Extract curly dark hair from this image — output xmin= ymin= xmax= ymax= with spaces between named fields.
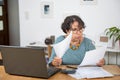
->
xmin=61 ymin=15 xmax=85 ymax=33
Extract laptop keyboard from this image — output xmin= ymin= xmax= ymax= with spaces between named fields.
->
xmin=47 ymin=67 xmax=61 ymax=77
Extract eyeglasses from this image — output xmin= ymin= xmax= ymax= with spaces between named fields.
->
xmin=70 ymin=28 xmax=83 ymax=33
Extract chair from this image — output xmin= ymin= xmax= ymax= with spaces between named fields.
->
xmin=47 ymin=45 xmax=52 ymax=58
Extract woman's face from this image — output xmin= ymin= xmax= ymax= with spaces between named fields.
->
xmin=67 ymin=21 xmax=83 ymax=41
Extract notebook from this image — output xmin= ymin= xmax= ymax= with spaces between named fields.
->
xmin=0 ymin=45 xmax=61 ymax=78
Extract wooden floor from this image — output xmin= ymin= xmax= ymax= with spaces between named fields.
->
xmin=0 ymin=52 xmax=3 ymax=65
xmin=0 ymin=52 xmax=2 ymax=59
xmin=0 ymin=60 xmax=3 ymax=65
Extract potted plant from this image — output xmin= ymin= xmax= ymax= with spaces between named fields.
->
xmin=105 ymin=27 xmax=120 ymax=48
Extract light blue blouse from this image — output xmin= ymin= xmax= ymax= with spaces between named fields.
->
xmin=48 ymin=35 xmax=95 ymax=65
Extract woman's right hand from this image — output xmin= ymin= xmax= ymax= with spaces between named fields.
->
xmin=52 ymin=57 xmax=62 ymax=66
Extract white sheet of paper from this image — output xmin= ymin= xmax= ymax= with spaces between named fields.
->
xmin=69 ymin=67 xmax=113 ymax=79
xmin=79 ymin=46 xmax=107 ymax=66
xmin=53 ymin=31 xmax=72 ymax=58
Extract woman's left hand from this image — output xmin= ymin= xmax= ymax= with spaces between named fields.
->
xmin=96 ymin=58 xmax=105 ymax=67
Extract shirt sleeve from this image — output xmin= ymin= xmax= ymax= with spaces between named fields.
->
xmin=88 ymin=40 xmax=96 ymax=51
xmin=85 ymin=38 xmax=96 ymax=51
xmin=48 ymin=48 xmax=56 ymax=64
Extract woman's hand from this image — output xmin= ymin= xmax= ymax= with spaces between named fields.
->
xmin=52 ymin=57 xmax=62 ymax=66
xmin=96 ymin=58 xmax=105 ymax=67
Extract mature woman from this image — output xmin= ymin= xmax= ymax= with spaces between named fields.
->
xmin=48 ymin=15 xmax=104 ymax=66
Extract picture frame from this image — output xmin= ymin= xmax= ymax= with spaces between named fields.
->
xmin=80 ymin=0 xmax=97 ymax=5
xmin=40 ymin=1 xmax=54 ymax=18
xmin=0 ymin=0 xmax=4 ymax=5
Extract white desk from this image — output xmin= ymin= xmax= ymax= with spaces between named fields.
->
xmin=28 ymin=42 xmax=120 ymax=52
xmin=105 ymin=47 xmax=120 ymax=65
xmin=28 ymin=42 xmax=48 ymax=48
xmin=107 ymin=47 xmax=120 ymax=53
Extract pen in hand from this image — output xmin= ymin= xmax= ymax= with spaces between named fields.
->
xmin=66 ymin=65 xmax=77 ymax=69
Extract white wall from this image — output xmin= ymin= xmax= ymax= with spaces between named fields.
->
xmin=18 ymin=0 xmax=120 ymax=46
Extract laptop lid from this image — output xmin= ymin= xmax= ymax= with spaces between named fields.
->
xmin=0 ymin=46 xmax=49 ymax=78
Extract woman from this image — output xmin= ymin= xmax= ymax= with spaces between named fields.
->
xmin=48 ymin=15 xmax=104 ymax=66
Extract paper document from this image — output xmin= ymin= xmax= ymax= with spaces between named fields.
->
xmin=69 ymin=67 xmax=113 ymax=79
xmin=79 ymin=46 xmax=106 ymax=66
xmin=53 ymin=31 xmax=72 ymax=58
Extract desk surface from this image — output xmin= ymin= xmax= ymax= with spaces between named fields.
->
xmin=0 ymin=65 xmax=120 ymax=80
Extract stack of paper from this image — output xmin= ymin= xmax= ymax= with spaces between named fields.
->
xmin=68 ymin=46 xmax=113 ymax=79
xmin=69 ymin=67 xmax=113 ymax=79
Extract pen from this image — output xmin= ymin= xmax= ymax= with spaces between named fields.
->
xmin=66 ymin=65 xmax=77 ymax=69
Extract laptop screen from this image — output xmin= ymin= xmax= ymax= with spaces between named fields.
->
xmin=0 ymin=46 xmax=49 ymax=78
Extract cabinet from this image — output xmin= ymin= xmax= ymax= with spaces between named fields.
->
xmin=105 ymin=48 xmax=120 ymax=65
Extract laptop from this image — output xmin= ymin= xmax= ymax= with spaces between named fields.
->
xmin=0 ymin=46 xmax=61 ymax=78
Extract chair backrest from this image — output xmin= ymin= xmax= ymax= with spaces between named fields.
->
xmin=47 ymin=45 xmax=52 ymax=58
